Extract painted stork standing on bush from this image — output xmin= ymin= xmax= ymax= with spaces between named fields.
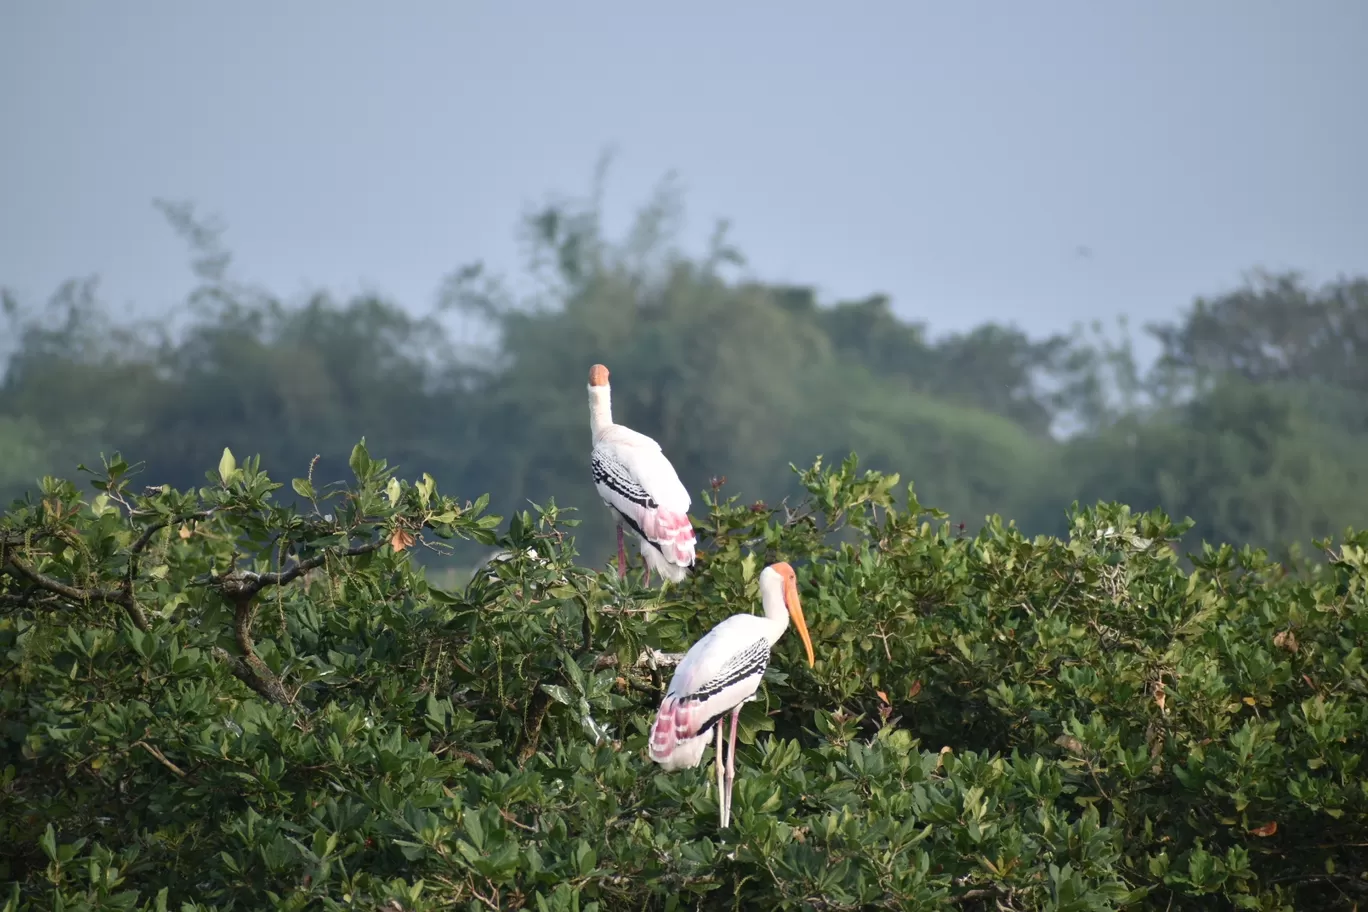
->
xmin=586 ymin=363 xmax=697 ymax=585
xmin=647 ymin=561 xmax=816 ymax=829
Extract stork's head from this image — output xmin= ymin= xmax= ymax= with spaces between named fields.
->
xmin=587 ymin=363 xmax=613 ymax=434
xmin=761 ymin=561 xmax=815 ymax=667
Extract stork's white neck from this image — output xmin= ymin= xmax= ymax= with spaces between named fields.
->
xmin=588 ymin=384 xmax=614 ymax=439
xmin=758 ymin=573 xmax=791 ymax=644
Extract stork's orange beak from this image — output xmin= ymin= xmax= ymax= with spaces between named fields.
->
xmin=784 ymin=574 xmax=815 ymax=667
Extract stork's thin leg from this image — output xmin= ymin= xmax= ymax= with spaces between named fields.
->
xmin=615 ymin=523 xmax=627 ymax=578
xmin=714 ymin=724 xmax=725 ymax=827
xmin=643 ymin=564 xmax=652 ymax=588
xmin=723 ymin=705 xmax=742 ymax=828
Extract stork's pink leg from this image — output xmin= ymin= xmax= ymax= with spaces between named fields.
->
xmin=714 ymin=723 xmax=725 ymax=827
xmin=643 ymin=564 xmax=652 ymax=587
xmin=723 ymin=704 xmax=742 ymax=828
xmin=615 ymin=523 xmax=627 ymax=578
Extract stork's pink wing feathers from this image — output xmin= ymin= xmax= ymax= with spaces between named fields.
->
xmin=592 ymin=429 xmax=696 ymax=570
xmin=647 ymin=693 xmax=712 ymax=770
xmin=636 ymin=504 xmax=696 ymax=566
xmin=646 ymin=616 xmax=774 ymax=770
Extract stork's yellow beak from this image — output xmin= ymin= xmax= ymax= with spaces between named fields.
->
xmin=784 ymin=574 xmax=815 ymax=667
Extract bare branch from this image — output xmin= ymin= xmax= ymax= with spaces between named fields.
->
xmin=2 ymin=556 xmax=121 ymax=604
xmin=0 ymin=592 xmax=60 ymax=609
xmin=129 ymin=510 xmax=214 ymax=555
xmin=592 ymin=647 xmax=688 ymax=672
xmin=133 ymin=740 xmax=187 ymax=778
xmin=211 ymin=643 xmax=292 ymax=705
xmin=205 ymin=537 xmax=387 ymax=706
xmin=949 ymin=886 xmax=1004 ymax=906
xmin=214 ymin=539 xmax=386 ymax=601
xmin=211 ymin=645 xmax=261 ymax=687
xmin=4 ymin=547 xmax=154 ymax=631
xmin=442 ymin=747 xmax=493 ymax=771
xmin=226 ymin=600 xmax=293 ymax=705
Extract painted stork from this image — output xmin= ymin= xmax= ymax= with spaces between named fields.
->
xmin=587 ymin=363 xmax=697 ymax=585
xmin=647 ymin=561 xmax=816 ymax=828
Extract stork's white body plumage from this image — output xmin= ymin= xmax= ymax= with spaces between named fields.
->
xmin=586 ymin=364 xmax=696 ymax=584
xmin=648 ymin=562 xmax=815 ymax=828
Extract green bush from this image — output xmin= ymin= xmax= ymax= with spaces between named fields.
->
xmin=1 ymin=444 xmax=1365 ymax=910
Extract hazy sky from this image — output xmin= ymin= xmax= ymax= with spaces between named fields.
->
xmin=2 ymin=2 xmax=1365 ymax=360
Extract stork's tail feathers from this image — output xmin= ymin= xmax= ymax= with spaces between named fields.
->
xmin=648 ymin=695 xmax=710 ymax=771
xmin=641 ymin=508 xmax=697 ymax=569
xmin=642 ymin=544 xmax=691 ymax=583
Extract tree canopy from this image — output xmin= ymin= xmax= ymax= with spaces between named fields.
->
xmin=2 ymin=182 xmax=1364 ymax=570
xmin=1 ymin=442 xmax=1365 ymax=910
xmin=3 ymin=179 xmax=1367 ymax=910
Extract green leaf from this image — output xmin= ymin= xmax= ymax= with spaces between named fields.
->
xmin=39 ymin=823 xmax=57 ymax=863
xmin=218 ymin=447 xmax=237 ymax=483
xmin=541 ymin=684 xmax=575 ymax=706
xmin=559 ymin=649 xmax=586 ymax=694
xmin=292 ymin=477 xmax=315 ymax=500
xmin=464 ymin=808 xmax=485 ymax=851
xmin=736 ymin=699 xmax=776 ymax=745
xmin=349 ymin=439 xmax=371 ymax=480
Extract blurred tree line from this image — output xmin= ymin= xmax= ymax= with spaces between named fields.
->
xmin=2 ymin=182 xmax=1367 ymax=567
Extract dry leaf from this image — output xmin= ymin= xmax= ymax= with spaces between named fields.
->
xmin=178 ymin=524 xmax=192 ymax=540
xmin=1153 ymin=682 xmax=1167 ymax=713
xmin=390 ymin=527 xmax=416 ymax=553
xmin=1248 ymin=821 xmax=1278 ymax=837
xmin=1273 ymin=629 xmax=1299 ymax=653
xmin=908 ymin=680 xmax=923 ymax=699
xmin=876 ymin=690 xmax=890 ymax=705
xmin=1242 ymin=696 xmax=1257 ymax=706
xmin=1055 ymin=734 xmax=1087 ymax=754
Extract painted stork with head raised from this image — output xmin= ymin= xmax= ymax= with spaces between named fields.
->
xmin=647 ymin=561 xmax=815 ymax=828
xmin=587 ymin=363 xmax=697 ymax=585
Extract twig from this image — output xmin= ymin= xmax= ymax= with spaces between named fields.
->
xmin=0 ymin=591 xmax=61 ymax=609
xmin=1 ymin=553 xmax=153 ymax=632
xmin=129 ymin=510 xmax=214 ymax=555
xmin=224 ymin=599 xmax=293 ymax=705
xmin=517 ymin=688 xmax=553 ymax=766
xmin=498 ymin=808 xmax=537 ymax=832
xmin=1267 ymin=872 xmax=1368 ymax=897
xmin=211 ymin=646 xmax=277 ymax=699
xmin=2 ymin=556 xmax=122 ymax=605
xmin=446 ymin=748 xmax=493 ymax=771
xmin=205 ymin=538 xmax=386 ymax=706
xmin=592 ymin=648 xmax=688 ymax=672
xmin=952 ymin=889 xmax=994 ymax=902
xmin=120 ymin=511 xmax=214 ymax=628
xmin=214 ymin=540 xmax=385 ymax=600
xmin=133 ymin=740 xmax=186 ymax=778
xmin=468 ymin=887 xmax=500 ymax=911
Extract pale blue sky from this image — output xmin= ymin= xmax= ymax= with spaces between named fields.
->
xmin=2 ymin=2 xmax=1365 ymax=360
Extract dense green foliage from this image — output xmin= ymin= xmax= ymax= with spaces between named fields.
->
xmin=3 ymin=186 xmax=1367 ymax=566
xmin=3 ymin=177 xmax=1368 ymax=907
xmin=3 ymin=441 xmax=1366 ymax=910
